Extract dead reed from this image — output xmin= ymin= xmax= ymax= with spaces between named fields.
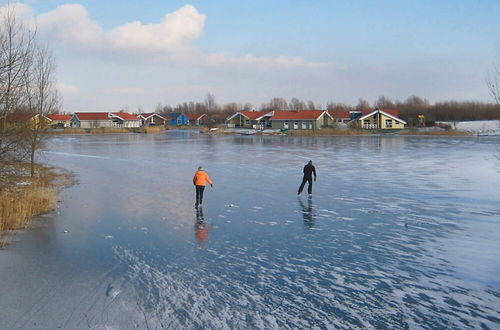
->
xmin=142 ymin=126 xmax=165 ymax=134
xmin=0 ymin=183 xmax=55 ymax=231
xmin=0 ymin=163 xmax=73 ymax=247
xmin=47 ymin=127 xmax=137 ymax=134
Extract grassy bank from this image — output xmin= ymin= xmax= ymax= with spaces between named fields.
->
xmin=46 ymin=126 xmax=166 ymax=134
xmin=290 ymin=128 xmax=373 ymax=136
xmin=0 ymin=163 xmax=73 ymax=248
xmin=203 ymin=127 xmax=474 ymax=136
xmin=399 ymin=129 xmax=473 ymax=136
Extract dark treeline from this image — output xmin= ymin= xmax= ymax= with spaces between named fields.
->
xmin=368 ymin=95 xmax=500 ymax=125
xmin=153 ymin=94 xmax=500 ymax=126
xmin=321 ymin=95 xmax=500 ymax=123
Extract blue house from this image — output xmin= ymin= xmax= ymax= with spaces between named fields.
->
xmin=169 ymin=113 xmax=189 ymax=126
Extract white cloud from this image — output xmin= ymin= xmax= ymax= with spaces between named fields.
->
xmin=37 ymin=4 xmax=104 ymax=49
xmin=107 ymin=5 xmax=205 ymax=54
xmin=36 ymin=4 xmax=205 ymax=56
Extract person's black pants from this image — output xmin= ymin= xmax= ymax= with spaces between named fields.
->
xmin=298 ymin=177 xmax=313 ymax=194
xmin=195 ymin=185 xmax=205 ymax=205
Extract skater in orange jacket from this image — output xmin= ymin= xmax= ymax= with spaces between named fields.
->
xmin=193 ymin=166 xmax=213 ymax=207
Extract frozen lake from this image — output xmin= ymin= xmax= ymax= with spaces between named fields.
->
xmin=1 ymin=132 xmax=499 ymax=329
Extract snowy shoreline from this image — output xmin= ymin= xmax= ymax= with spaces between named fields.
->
xmin=437 ymin=120 xmax=500 ymax=136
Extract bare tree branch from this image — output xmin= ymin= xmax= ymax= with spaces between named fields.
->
xmin=487 ymin=58 xmax=500 ymax=104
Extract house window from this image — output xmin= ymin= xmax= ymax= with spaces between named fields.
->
xmin=363 ymin=120 xmax=370 ymax=126
xmin=385 ymin=119 xmax=392 ymax=128
xmin=293 ymin=121 xmax=298 ymax=129
xmin=177 ymin=119 xmax=182 ymax=125
xmin=284 ymin=121 xmax=289 ymax=129
xmin=302 ymin=121 xmax=307 ymax=129
xmin=245 ymin=119 xmax=250 ymax=124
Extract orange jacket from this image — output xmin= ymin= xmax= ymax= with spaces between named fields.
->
xmin=193 ymin=170 xmax=213 ymax=186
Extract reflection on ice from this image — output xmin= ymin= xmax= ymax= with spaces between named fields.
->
xmin=195 ymin=207 xmax=212 ymax=246
xmin=298 ymin=196 xmax=316 ymax=229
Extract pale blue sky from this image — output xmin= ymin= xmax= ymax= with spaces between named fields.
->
xmin=10 ymin=0 xmax=500 ymax=111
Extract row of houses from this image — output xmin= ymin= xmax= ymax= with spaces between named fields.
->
xmin=8 ymin=112 xmax=207 ymax=128
xmin=9 ymin=108 xmax=406 ymax=131
xmin=226 ymin=108 xmax=407 ymax=130
xmin=70 ymin=112 xmax=208 ymax=128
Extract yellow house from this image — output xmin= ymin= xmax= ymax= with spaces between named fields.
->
xmin=358 ymin=108 xmax=406 ymax=129
xmin=7 ymin=113 xmax=51 ymax=129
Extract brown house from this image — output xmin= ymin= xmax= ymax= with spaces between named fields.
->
xmin=139 ymin=113 xmax=166 ymax=126
xmin=328 ymin=109 xmax=351 ymax=124
xmin=226 ymin=111 xmax=272 ymax=129
xmin=186 ymin=113 xmax=206 ymax=126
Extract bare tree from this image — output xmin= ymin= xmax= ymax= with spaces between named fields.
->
xmin=290 ymin=97 xmax=306 ymax=110
xmin=0 ymin=4 xmax=36 ymax=167
xmin=21 ymin=45 xmax=60 ymax=176
xmin=327 ymin=102 xmax=352 ymax=111
xmin=306 ymin=100 xmax=316 ymax=110
xmin=242 ymin=103 xmax=253 ymax=111
xmin=154 ymin=103 xmax=163 ymax=113
xmin=374 ymin=95 xmax=395 ymax=109
xmin=222 ymin=102 xmax=239 ymax=113
xmin=487 ymin=57 xmax=500 ymax=104
xmin=205 ymin=93 xmax=216 ymax=113
xmin=262 ymin=97 xmax=288 ymax=111
xmin=355 ymin=98 xmax=370 ymax=110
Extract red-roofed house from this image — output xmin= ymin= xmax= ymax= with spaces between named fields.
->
xmin=71 ymin=112 xmax=112 ymax=128
xmin=110 ymin=112 xmax=141 ymax=128
xmin=47 ymin=114 xmax=72 ymax=128
xmin=226 ymin=111 xmax=273 ymax=129
xmin=139 ymin=113 xmax=166 ymax=126
xmin=71 ymin=112 xmax=142 ymax=128
xmin=358 ymin=108 xmax=406 ymax=129
xmin=328 ymin=109 xmax=351 ymax=124
xmin=269 ymin=110 xmax=333 ymax=130
xmin=186 ymin=113 xmax=206 ymax=126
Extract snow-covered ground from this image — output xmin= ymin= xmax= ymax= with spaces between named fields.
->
xmin=439 ymin=120 xmax=500 ymax=135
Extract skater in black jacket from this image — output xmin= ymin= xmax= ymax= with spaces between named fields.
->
xmin=298 ymin=160 xmax=317 ymax=196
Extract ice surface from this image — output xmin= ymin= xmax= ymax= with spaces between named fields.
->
xmin=0 ymin=132 xmax=499 ymax=329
